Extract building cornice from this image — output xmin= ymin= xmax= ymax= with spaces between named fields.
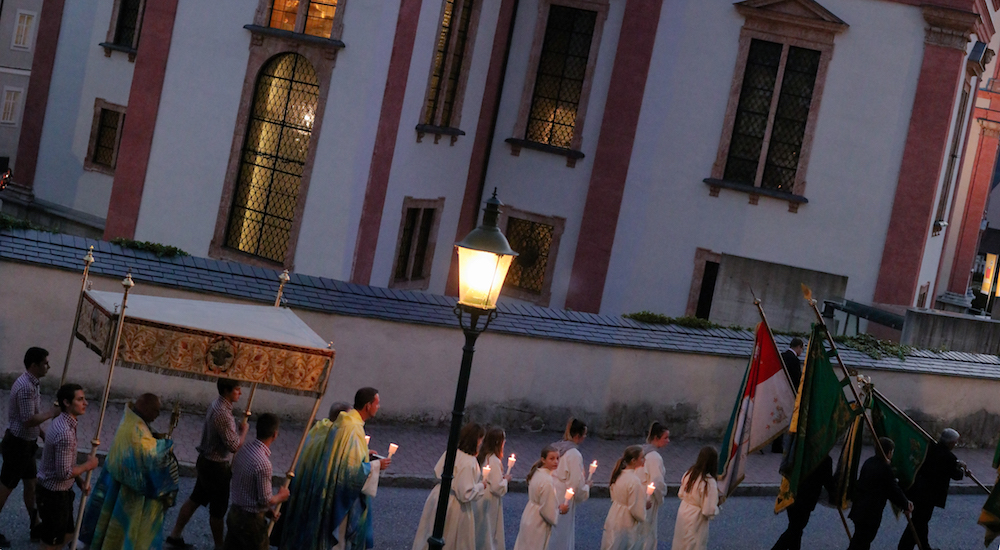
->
xmin=923 ymin=6 xmax=980 ymax=50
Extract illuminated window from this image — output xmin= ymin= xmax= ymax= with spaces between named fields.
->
xmin=390 ymin=197 xmax=444 ymax=290
xmin=268 ymin=0 xmax=339 ymax=39
xmin=0 ymin=88 xmax=22 ymax=125
xmin=11 ymin=11 xmax=34 ymax=50
xmin=225 ymin=53 xmax=319 ymax=263
xmin=84 ymin=99 xmax=126 ymax=175
xmin=420 ymin=0 xmax=479 ymax=130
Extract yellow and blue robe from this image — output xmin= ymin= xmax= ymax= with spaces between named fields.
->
xmin=80 ymin=405 xmax=179 ymax=550
xmin=278 ymin=409 xmax=373 ymax=550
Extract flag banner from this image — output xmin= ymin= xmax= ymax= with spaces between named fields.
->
xmin=992 ymin=436 xmax=1000 ymax=471
xmin=718 ymin=322 xmax=796 ymax=500
xmin=833 ymin=407 xmax=865 ymax=510
xmin=775 ymin=324 xmax=854 ymax=513
xmin=984 ymin=253 xmax=998 ymax=295
xmin=870 ymin=391 xmax=931 ymax=490
xmin=980 ymin=477 xmax=1000 ymax=546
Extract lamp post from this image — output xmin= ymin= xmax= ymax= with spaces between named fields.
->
xmin=427 ymin=190 xmax=517 ymax=550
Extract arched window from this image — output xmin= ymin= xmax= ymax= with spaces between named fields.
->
xmin=225 ymin=53 xmax=318 ymax=263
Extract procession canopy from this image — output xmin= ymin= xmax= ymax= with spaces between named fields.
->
xmin=75 ymin=290 xmax=334 ymax=397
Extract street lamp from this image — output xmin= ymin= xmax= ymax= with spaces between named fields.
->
xmin=428 ymin=190 xmax=517 ymax=550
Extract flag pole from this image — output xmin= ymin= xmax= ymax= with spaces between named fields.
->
xmin=241 ymin=270 xmax=291 ymax=430
xmin=749 ymin=286 xmax=796 ymax=390
xmin=69 ymin=271 xmax=134 ymax=550
xmin=837 ymin=508 xmax=852 ymax=541
xmin=801 ymin=284 xmax=925 ymax=550
xmin=60 ymin=246 xmax=95 ymax=385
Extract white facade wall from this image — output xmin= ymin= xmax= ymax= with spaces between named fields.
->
xmin=0 ymin=0 xmax=41 ymax=170
xmin=31 ymin=0 xmax=134 ymax=219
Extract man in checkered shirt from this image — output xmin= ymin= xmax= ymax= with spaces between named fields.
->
xmin=36 ymin=384 xmax=99 ymax=550
xmin=167 ymin=379 xmax=248 ymax=549
xmin=223 ymin=413 xmax=288 ymax=550
xmin=0 ymin=347 xmax=60 ymax=546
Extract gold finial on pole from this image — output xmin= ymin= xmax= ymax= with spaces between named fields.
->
xmin=274 ymin=269 xmax=290 ymax=307
xmin=60 ymin=246 xmax=97 ymax=385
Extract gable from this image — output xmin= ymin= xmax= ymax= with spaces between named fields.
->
xmin=735 ymin=0 xmax=849 ymax=33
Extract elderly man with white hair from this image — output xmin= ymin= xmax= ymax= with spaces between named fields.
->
xmin=897 ymin=428 xmax=967 ymax=550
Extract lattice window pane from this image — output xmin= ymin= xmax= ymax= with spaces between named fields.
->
xmin=113 ymin=0 xmax=143 ymax=47
xmin=269 ymin=0 xmax=299 ymax=32
xmin=424 ymin=0 xmax=475 ymax=127
xmin=1 ymin=90 xmax=20 ymax=123
xmin=525 ymin=5 xmax=596 ymax=149
xmin=723 ymin=39 xmax=781 ymax=185
xmin=761 ymin=46 xmax=820 ymax=191
xmin=226 ymin=53 xmax=319 ymax=263
xmin=305 ymin=0 xmax=338 ymax=38
xmin=440 ymin=0 xmax=474 ymax=127
xmin=92 ymin=109 xmax=122 ymax=168
xmin=394 ymin=207 xmax=436 ymax=282
xmin=505 ymin=217 xmax=554 ymax=295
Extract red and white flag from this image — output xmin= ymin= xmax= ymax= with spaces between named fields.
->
xmin=718 ymin=321 xmax=796 ymax=500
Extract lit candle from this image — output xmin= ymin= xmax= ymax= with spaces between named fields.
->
xmin=365 ymin=435 xmax=370 ymax=446
xmin=646 ymin=482 xmax=656 ymax=497
xmin=588 ymin=460 xmax=598 ymax=482
xmin=388 ymin=443 xmax=399 ymax=458
xmin=507 ymin=454 xmax=516 ymax=474
xmin=482 ymin=464 xmax=491 ymax=479
xmin=564 ymin=488 xmax=574 ymax=504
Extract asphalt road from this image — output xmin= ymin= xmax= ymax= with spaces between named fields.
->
xmin=0 ymin=479 xmax=994 ymax=549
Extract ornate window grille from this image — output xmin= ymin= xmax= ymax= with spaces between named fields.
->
xmin=525 ymin=6 xmax=597 ymax=149
xmin=225 ymin=53 xmax=319 ymax=264
xmin=421 ymin=0 xmax=477 ymax=130
xmin=505 ymin=217 xmax=555 ymax=295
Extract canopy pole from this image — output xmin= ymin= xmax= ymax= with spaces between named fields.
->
xmin=801 ymin=285 xmax=924 ymax=550
xmin=70 ymin=271 xmax=134 ymax=550
xmin=241 ymin=270 xmax=291 ymax=429
xmin=60 ymin=246 xmax=95 ymax=386
xmin=267 ymin=349 xmax=333 ymax=536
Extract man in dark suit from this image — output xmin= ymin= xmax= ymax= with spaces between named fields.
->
xmin=897 ymin=428 xmax=966 ymax=550
xmin=771 ymin=455 xmax=836 ymax=550
xmin=772 ymin=338 xmax=805 ymax=453
xmin=848 ymin=437 xmax=912 ymax=550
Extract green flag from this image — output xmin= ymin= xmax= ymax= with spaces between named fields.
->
xmin=870 ymin=391 xmax=931 ymax=490
xmin=992 ymin=436 xmax=1000 ymax=471
xmin=775 ymin=324 xmax=855 ymax=513
xmin=833 ymin=404 xmax=865 ymax=510
xmin=980 ymin=481 xmax=1000 ymax=546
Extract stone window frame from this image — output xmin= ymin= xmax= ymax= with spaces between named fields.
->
xmin=498 ymin=205 xmax=565 ymax=307
xmin=686 ymin=247 xmax=722 ymax=317
xmin=505 ymin=0 xmax=608 ymax=168
xmin=100 ymin=0 xmax=146 ymax=61
xmin=84 ymin=98 xmax=126 ymax=176
xmin=252 ymin=0 xmax=349 ymax=44
xmin=0 ymin=86 xmax=23 ymax=126
xmin=705 ymin=1 xmax=846 ymax=212
xmin=208 ymin=33 xmax=339 ymax=271
xmin=416 ymin=0 xmax=484 ymax=144
xmin=389 ymin=196 xmax=445 ymax=290
xmin=10 ymin=10 xmax=36 ymax=52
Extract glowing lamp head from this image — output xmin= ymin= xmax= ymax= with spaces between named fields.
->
xmin=455 ymin=190 xmax=518 ymax=311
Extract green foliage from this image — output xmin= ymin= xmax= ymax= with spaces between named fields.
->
xmin=623 ymin=312 xmax=747 ymax=331
xmin=0 ymin=213 xmax=46 ymax=232
xmin=833 ymin=333 xmax=911 ymax=360
xmin=110 ymin=238 xmax=189 ymax=258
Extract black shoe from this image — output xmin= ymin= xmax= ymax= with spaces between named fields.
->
xmin=0 ymin=532 xmax=10 ymax=548
xmin=165 ymin=536 xmax=195 ymax=549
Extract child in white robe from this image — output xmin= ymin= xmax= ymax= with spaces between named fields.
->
xmin=513 ymin=445 xmax=568 ymax=550
xmin=474 ymin=428 xmax=510 ymax=550
xmin=412 ymin=424 xmax=486 ymax=550
xmin=671 ymin=446 xmax=720 ymax=550
xmin=548 ymin=417 xmax=590 ymax=550
xmin=637 ymin=422 xmax=669 ymax=550
xmin=600 ymin=445 xmax=649 ymax=550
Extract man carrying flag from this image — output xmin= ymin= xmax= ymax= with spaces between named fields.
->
xmin=718 ymin=320 xmax=796 ymax=501
xmin=977 ymin=436 xmax=1000 ymax=545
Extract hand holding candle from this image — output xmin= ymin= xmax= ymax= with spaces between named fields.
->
xmin=388 ymin=443 xmax=398 ymax=458
xmin=364 ymin=435 xmax=370 ymax=446
xmin=564 ymin=488 xmax=574 ymax=504
xmin=507 ymin=454 xmax=516 ymax=475
xmin=482 ymin=464 xmax=490 ymax=481
xmin=646 ymin=482 xmax=656 ymax=497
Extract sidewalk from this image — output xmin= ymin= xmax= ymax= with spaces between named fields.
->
xmin=3 ymin=390 xmax=994 ymax=496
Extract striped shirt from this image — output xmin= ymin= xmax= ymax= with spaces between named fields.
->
xmin=8 ymin=371 xmax=41 ymax=441
xmin=196 ymin=396 xmax=240 ymax=462
xmin=38 ymin=413 xmax=78 ymax=492
xmin=230 ymin=438 xmax=273 ymax=513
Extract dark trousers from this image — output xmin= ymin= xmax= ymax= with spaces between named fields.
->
xmin=771 ymin=504 xmax=814 ymax=550
xmin=897 ymin=501 xmax=934 ymax=550
xmin=847 ymin=519 xmax=880 ymax=550
xmin=224 ymin=507 xmax=268 ymax=550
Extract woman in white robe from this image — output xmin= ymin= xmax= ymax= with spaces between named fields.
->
xmin=671 ymin=446 xmax=720 ymax=550
xmin=637 ymin=422 xmax=669 ymax=550
xmin=412 ymin=424 xmax=486 ymax=550
xmin=600 ymin=445 xmax=649 ymax=550
xmin=513 ymin=445 xmax=568 ymax=550
xmin=547 ymin=417 xmax=590 ymax=550
xmin=474 ymin=428 xmax=510 ymax=550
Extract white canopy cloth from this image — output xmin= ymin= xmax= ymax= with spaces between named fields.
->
xmin=75 ymin=290 xmax=334 ymax=396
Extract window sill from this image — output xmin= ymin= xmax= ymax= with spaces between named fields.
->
xmin=416 ymin=124 xmax=465 ymax=145
xmin=98 ymin=42 xmax=137 ymax=62
xmin=243 ymin=25 xmax=345 ymax=52
xmin=703 ymin=178 xmax=808 ymax=213
xmin=505 ymin=138 xmax=584 ymax=168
